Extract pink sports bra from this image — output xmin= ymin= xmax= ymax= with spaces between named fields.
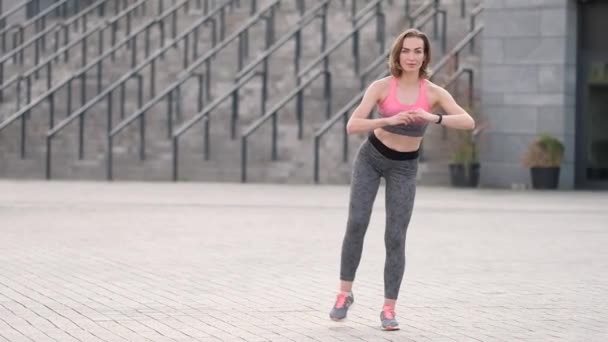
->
xmin=377 ymin=77 xmax=432 ymax=137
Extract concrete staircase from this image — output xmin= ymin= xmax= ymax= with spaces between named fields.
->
xmin=0 ymin=0 xmax=484 ymax=185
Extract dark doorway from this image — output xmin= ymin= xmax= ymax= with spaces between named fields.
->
xmin=577 ymin=0 xmax=608 ymax=189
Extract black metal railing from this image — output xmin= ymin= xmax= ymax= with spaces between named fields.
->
xmin=313 ymin=5 xmax=483 ymax=183
xmin=0 ymin=0 xmax=118 ymax=73
xmin=0 ymin=0 xmax=147 ymax=104
xmin=167 ymin=1 xmax=330 ymax=181
xmin=41 ymin=0 xmax=251 ymax=179
xmin=0 ymin=0 xmax=86 ymax=55
xmin=0 ymin=0 xmax=236 ymax=162
xmin=107 ymin=0 xmax=283 ymax=181
xmin=239 ymin=1 xmax=389 ymax=182
xmin=0 ymin=0 xmax=130 ymax=74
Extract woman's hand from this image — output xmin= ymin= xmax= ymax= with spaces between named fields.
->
xmin=386 ymin=112 xmax=418 ymax=126
xmin=407 ymin=108 xmax=438 ymax=123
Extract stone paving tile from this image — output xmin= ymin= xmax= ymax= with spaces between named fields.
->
xmin=0 ymin=181 xmax=607 ymax=341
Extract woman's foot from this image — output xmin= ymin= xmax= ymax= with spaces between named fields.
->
xmin=329 ymin=292 xmax=354 ymax=321
xmin=380 ymin=305 xmax=399 ymax=331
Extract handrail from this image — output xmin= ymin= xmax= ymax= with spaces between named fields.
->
xmin=0 ymin=0 xmax=72 ymax=48
xmin=237 ymin=3 xmax=389 ymax=182
xmin=297 ymin=5 xmax=384 ymax=79
xmin=234 ymin=0 xmax=330 ymax=80
xmin=0 ymin=0 xmax=231 ymax=166
xmin=0 ymin=0 xmax=145 ymax=103
xmin=0 ymin=0 xmax=112 ymax=69
xmin=0 ymin=0 xmax=208 ymax=132
xmin=172 ymin=0 xmax=386 ymax=181
xmin=240 ymin=69 xmax=326 ymax=182
xmin=312 ymin=21 xmax=484 ymax=183
xmin=0 ymin=1 xmax=30 ymax=26
xmin=108 ymin=0 xmax=280 ymax=148
xmin=469 ymin=3 xmax=483 ymax=52
xmin=41 ymin=0 xmax=249 ymax=179
xmin=430 ymin=24 xmax=483 ymax=78
xmin=170 ymin=1 xmax=331 ymax=181
xmin=42 ymin=0 xmax=235 ymax=134
xmin=110 ymin=0 xmax=296 ymax=181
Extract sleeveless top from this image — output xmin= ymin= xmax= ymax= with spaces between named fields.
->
xmin=376 ymin=77 xmax=432 ymax=137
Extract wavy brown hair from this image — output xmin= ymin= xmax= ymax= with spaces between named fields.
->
xmin=388 ymin=28 xmax=431 ymax=79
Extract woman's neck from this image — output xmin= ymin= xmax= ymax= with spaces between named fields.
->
xmin=397 ymin=72 xmax=420 ymax=86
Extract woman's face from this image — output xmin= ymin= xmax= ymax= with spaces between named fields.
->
xmin=399 ymin=37 xmax=425 ymax=74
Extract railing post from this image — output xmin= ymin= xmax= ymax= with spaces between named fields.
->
xmin=241 ymin=136 xmax=247 ymax=182
xmin=139 ymin=82 xmax=146 ymax=161
xmin=261 ymin=58 xmax=268 ymax=115
xmin=167 ymin=91 xmax=173 ymax=139
xmin=172 ymin=136 xmax=179 ymax=181
xmin=294 ymin=30 xmax=301 ymax=76
xmin=321 ymin=3 xmax=327 ymax=52
xmin=232 ymin=89 xmax=239 ymax=139
xmin=193 ymin=26 xmax=200 ymax=61
xmin=461 ymin=0 xmax=466 ymax=18
xmin=48 ymin=93 xmax=55 ymax=129
xmin=441 ymin=10 xmax=447 ymax=54
xmin=20 ymin=110 xmax=27 ymax=158
xmin=376 ymin=3 xmax=385 ymax=54
xmin=468 ymin=69 xmax=474 ymax=110
xmin=324 ymin=70 xmax=332 ymax=119
xmin=107 ymin=91 xmax=114 ymax=181
xmin=46 ymin=134 xmax=52 ymax=179
xmin=219 ymin=7 xmax=225 ymax=40
xmin=296 ymin=84 xmax=303 ymax=140
xmin=314 ymin=136 xmax=320 ymax=183
xmin=353 ymin=29 xmax=359 ymax=74
xmin=272 ymin=112 xmax=277 ymax=160
xmin=238 ymin=32 xmax=244 ymax=70
xmin=343 ymin=113 xmax=348 ymax=162
xmin=433 ymin=0 xmax=439 ymax=39
xmin=183 ymin=34 xmax=189 ymax=67
xmin=203 ymin=116 xmax=210 ymax=160
xmin=0 ymin=62 xmax=3 ymax=101
xmin=205 ymin=59 xmax=211 ymax=100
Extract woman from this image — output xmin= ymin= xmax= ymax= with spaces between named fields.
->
xmin=329 ymin=28 xmax=475 ymax=331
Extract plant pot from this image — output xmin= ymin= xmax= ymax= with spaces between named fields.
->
xmin=530 ymin=167 xmax=560 ymax=189
xmin=449 ymin=163 xmax=480 ymax=188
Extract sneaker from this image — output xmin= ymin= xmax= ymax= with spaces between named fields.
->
xmin=380 ymin=306 xmax=399 ymax=331
xmin=329 ymin=292 xmax=354 ymax=321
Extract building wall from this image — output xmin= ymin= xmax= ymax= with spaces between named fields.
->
xmin=480 ymin=0 xmax=577 ymax=188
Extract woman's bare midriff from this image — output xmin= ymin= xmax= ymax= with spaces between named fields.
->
xmin=373 ymin=128 xmax=422 ymax=152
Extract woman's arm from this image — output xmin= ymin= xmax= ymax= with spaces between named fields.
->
xmin=411 ymin=85 xmax=475 ymax=130
xmin=346 ymin=80 xmax=416 ymax=135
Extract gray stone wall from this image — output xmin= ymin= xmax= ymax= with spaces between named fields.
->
xmin=480 ymin=0 xmax=577 ymax=188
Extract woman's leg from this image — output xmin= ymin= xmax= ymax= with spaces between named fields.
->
xmin=339 ymin=142 xmax=382 ymax=285
xmin=383 ymin=159 xmax=417 ymax=301
xmin=330 ymin=141 xmax=382 ymax=321
xmin=380 ymin=159 xmax=417 ymax=330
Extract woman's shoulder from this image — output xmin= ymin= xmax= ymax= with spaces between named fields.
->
xmin=368 ymin=76 xmax=392 ymax=99
xmin=370 ymin=76 xmax=392 ymax=90
xmin=423 ymin=79 xmax=449 ymax=103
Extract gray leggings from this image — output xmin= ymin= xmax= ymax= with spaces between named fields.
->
xmin=340 ymin=132 xmax=418 ymax=300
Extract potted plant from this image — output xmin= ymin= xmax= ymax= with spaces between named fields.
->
xmin=522 ymin=134 xmax=565 ymax=189
xmin=449 ymin=128 xmax=481 ymax=188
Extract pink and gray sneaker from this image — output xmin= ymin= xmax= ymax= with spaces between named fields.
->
xmin=380 ymin=305 xmax=400 ymax=331
xmin=329 ymin=292 xmax=354 ymax=321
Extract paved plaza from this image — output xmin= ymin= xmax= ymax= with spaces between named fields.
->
xmin=0 ymin=180 xmax=606 ymax=341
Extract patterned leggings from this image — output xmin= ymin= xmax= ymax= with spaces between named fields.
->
xmin=339 ymin=132 xmax=418 ymax=300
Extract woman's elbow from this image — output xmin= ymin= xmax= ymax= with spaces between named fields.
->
xmin=468 ymin=116 xmax=476 ymax=130
xmin=346 ymin=121 xmax=356 ymax=135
